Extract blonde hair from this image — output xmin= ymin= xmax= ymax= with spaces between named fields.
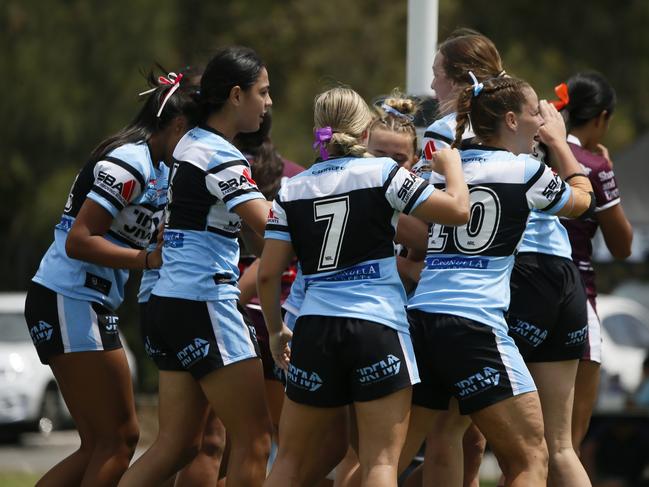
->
xmin=313 ymin=87 xmax=373 ymax=158
xmin=369 ymin=90 xmax=419 ymax=156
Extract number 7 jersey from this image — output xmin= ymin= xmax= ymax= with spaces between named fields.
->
xmin=408 ymin=145 xmax=572 ymax=331
xmin=265 ymin=156 xmax=434 ymax=333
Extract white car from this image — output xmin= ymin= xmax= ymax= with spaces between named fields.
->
xmin=0 ymin=292 xmax=137 ymax=438
xmin=596 ymin=294 xmax=649 ymax=409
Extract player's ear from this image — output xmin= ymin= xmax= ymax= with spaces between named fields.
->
xmin=504 ymin=111 xmax=517 ymax=132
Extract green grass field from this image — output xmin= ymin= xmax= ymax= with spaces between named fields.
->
xmin=0 ymin=472 xmax=41 ymax=487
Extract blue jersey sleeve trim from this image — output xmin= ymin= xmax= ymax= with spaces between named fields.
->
xmin=225 ymin=191 xmax=265 ymax=211
xmin=87 ymin=189 xmax=121 ymax=216
xmin=264 ymin=230 xmax=291 ymax=242
xmin=405 ymin=184 xmax=435 ymax=214
xmin=104 ymin=156 xmax=147 ymax=188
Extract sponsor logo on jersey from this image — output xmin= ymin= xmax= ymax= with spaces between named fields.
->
xmin=267 ymin=208 xmax=280 ymax=225
xmin=604 ymin=188 xmax=620 ymax=201
xmin=509 ymin=319 xmax=547 ymax=347
xmin=455 ymin=366 xmax=501 ymax=398
xmin=177 ymin=338 xmax=210 ymax=368
xmin=287 ymin=364 xmax=323 ymax=391
xmin=598 ymin=169 xmax=615 ymax=181
xmin=164 ymin=230 xmax=185 ymax=248
xmin=602 ymin=179 xmax=617 ymax=191
xmin=306 ymin=263 xmax=381 ymax=283
xmin=397 ymin=172 xmax=419 ymax=202
xmin=218 ymin=174 xmax=255 ymax=195
xmin=311 ymin=165 xmax=345 ymax=176
xmin=118 ymin=206 xmax=160 ymax=244
xmin=142 ymin=179 xmax=160 ymax=203
xmin=29 ymin=320 xmax=54 ymax=345
xmin=425 ymin=256 xmax=489 ymax=270
xmin=423 ymin=140 xmax=437 ymax=161
xmin=357 ymin=354 xmax=401 ymax=384
xmin=242 ymin=168 xmax=256 ymax=186
xmin=97 ymin=171 xmax=136 ymax=203
xmin=541 ymin=177 xmax=561 ymax=199
xmin=565 ymin=324 xmax=588 ymax=346
xmin=55 ymin=215 xmax=74 ymax=232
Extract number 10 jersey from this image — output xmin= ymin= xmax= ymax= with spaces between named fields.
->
xmin=409 ymin=146 xmax=572 ymax=331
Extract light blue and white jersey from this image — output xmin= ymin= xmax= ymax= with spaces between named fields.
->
xmin=413 ymin=112 xmax=475 ymax=178
xmin=33 ymin=143 xmax=165 ymax=311
xmin=409 ymin=146 xmax=572 ymax=331
xmin=152 ymin=125 xmax=266 ymax=301
xmin=517 ymin=211 xmax=573 ymax=259
xmin=137 ymin=164 xmax=170 ymax=304
xmin=265 ymin=156 xmax=434 ymax=333
xmin=282 ymin=266 xmax=305 ymax=317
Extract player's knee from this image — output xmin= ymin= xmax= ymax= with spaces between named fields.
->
xmin=500 ymin=434 xmax=548 ymax=477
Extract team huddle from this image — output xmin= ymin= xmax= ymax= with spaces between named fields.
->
xmin=24 ymin=28 xmax=631 ymax=487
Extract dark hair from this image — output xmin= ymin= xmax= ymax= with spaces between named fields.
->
xmin=562 ymin=72 xmax=616 ymax=130
xmin=90 ymin=66 xmax=201 ymax=161
xmin=438 ymin=29 xmax=504 ymax=86
xmin=454 ymin=76 xmax=531 ymax=148
xmin=234 ymin=113 xmax=284 ymax=200
xmin=198 ymin=46 xmax=266 ymax=122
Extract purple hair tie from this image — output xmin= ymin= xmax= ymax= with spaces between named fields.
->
xmin=313 ymin=126 xmax=333 ymax=160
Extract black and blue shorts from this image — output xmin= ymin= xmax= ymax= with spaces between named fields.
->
xmin=286 ymin=315 xmax=419 ymax=407
xmin=409 ymin=311 xmax=536 ymax=415
xmin=24 ymin=281 xmax=122 ymax=364
xmin=143 ymin=295 xmax=260 ymax=379
xmin=507 ymin=253 xmax=588 ymax=362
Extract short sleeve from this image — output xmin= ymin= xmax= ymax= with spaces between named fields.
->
xmin=87 ymin=158 xmax=146 ymax=216
xmin=524 ymin=158 xmax=572 ymax=215
xmin=204 ymin=160 xmax=265 ymax=210
xmin=383 ymin=163 xmax=435 ymax=214
xmin=264 ymin=199 xmax=291 ymax=242
xmin=592 ymin=162 xmax=621 ymax=212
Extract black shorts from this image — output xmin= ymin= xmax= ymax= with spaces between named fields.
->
xmin=287 ymin=315 xmax=419 ymax=407
xmin=24 ymin=281 xmax=122 ymax=364
xmin=409 ymin=311 xmax=536 ymax=415
xmin=144 ymin=295 xmax=260 ymax=379
xmin=507 ymin=253 xmax=588 ymax=362
xmin=245 ymin=304 xmax=284 ymax=382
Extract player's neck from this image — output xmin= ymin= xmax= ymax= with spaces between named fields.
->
xmin=205 ymin=110 xmax=238 ymax=141
xmin=568 ymin=127 xmax=596 ymax=152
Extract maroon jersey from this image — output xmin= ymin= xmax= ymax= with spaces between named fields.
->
xmin=561 ymin=138 xmax=621 ymax=298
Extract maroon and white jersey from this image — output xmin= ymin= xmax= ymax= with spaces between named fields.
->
xmin=561 ymin=135 xmax=621 ymax=298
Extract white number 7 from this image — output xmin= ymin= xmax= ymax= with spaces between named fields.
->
xmin=314 ymin=196 xmax=350 ymax=271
